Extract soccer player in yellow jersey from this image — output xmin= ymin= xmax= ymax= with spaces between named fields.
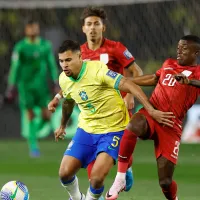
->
xmin=55 ymin=40 xmax=174 ymax=200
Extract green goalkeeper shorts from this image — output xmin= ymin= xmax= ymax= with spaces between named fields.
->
xmin=18 ymin=86 xmax=51 ymax=109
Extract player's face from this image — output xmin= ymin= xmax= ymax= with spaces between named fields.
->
xmin=59 ymin=50 xmax=82 ymax=78
xmin=82 ymin=16 xmax=105 ymax=42
xmin=177 ymin=40 xmax=199 ymax=66
xmin=25 ymin=23 xmax=40 ymax=38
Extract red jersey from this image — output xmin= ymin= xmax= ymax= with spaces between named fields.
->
xmin=81 ymin=38 xmax=135 ymax=97
xmin=150 ymin=58 xmax=200 ymax=130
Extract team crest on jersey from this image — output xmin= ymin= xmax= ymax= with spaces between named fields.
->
xmin=182 ymin=70 xmax=192 ymax=77
xmin=79 ymin=91 xmax=88 ymax=101
xmin=106 ymin=70 xmax=118 ymax=79
xmin=100 ymin=53 xmax=109 ymax=64
xmin=123 ymin=49 xmax=133 ymax=60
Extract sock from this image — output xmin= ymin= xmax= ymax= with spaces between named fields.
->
xmin=61 ymin=176 xmax=82 ymax=200
xmin=162 ymin=180 xmax=177 ymax=200
xmin=128 ymin=156 xmax=133 ymax=168
xmin=87 ymin=160 xmax=95 ymax=179
xmin=118 ymin=129 xmax=137 ymax=173
xmin=27 ymin=119 xmax=39 ymax=151
xmin=85 ymin=185 xmax=104 ymax=200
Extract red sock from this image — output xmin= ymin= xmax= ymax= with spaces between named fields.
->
xmin=118 ymin=129 xmax=137 ymax=173
xmin=87 ymin=160 xmax=95 ymax=179
xmin=162 ymin=180 xmax=177 ymax=200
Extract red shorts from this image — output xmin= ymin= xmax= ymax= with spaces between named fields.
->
xmin=138 ymin=108 xmax=181 ymax=164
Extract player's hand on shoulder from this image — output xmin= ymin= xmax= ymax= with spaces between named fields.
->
xmin=54 ymin=126 xmax=66 ymax=142
xmin=174 ymin=73 xmax=190 ymax=84
xmin=124 ymin=93 xmax=134 ymax=110
xmin=149 ymin=109 xmax=175 ymax=127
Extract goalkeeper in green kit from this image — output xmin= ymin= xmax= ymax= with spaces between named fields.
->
xmin=6 ymin=20 xmax=58 ymax=157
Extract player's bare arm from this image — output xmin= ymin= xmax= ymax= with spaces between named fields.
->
xmin=54 ymin=99 xmax=75 ymax=141
xmin=118 ymin=77 xmax=175 ymax=127
xmin=132 ymin=74 xmax=159 ymax=86
xmin=48 ymin=90 xmax=63 ymax=112
xmin=174 ymin=73 xmax=200 ymax=88
xmin=125 ymin=62 xmax=143 ymax=78
xmin=189 ymin=79 xmax=200 ymax=88
xmin=123 ymin=62 xmax=143 ymax=109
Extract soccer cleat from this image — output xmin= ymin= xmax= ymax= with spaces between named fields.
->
xmin=69 ymin=193 xmax=85 ymax=200
xmin=175 ymin=197 xmax=179 ymax=200
xmin=29 ymin=149 xmax=40 ymax=158
xmin=124 ymin=167 xmax=134 ymax=192
xmin=105 ymin=179 xmax=125 ymax=200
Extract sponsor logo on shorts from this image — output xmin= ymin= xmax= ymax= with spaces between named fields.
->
xmin=67 ymin=140 xmax=74 ymax=151
xmin=108 ymin=146 xmax=115 ymax=150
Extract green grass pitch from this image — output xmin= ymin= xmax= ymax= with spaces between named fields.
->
xmin=0 ymin=139 xmax=200 ymax=199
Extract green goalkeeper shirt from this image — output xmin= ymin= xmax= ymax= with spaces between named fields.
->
xmin=8 ymin=37 xmax=58 ymax=88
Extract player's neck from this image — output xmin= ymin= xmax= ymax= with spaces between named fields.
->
xmin=87 ymin=38 xmax=103 ymax=51
xmin=72 ymin=62 xmax=84 ymax=80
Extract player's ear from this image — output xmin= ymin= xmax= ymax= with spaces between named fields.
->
xmin=103 ymin=25 xmax=106 ymax=32
xmin=82 ymin=25 xmax=86 ymax=34
xmin=79 ymin=52 xmax=82 ymax=60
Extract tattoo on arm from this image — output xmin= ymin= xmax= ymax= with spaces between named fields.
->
xmin=61 ymin=99 xmax=75 ymax=128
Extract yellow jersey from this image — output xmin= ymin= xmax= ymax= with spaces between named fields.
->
xmin=59 ymin=61 xmax=129 ymax=134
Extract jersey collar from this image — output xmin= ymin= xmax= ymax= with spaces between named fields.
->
xmin=85 ymin=38 xmax=106 ymax=50
xmin=69 ymin=62 xmax=87 ymax=82
xmin=25 ymin=37 xmax=41 ymax=44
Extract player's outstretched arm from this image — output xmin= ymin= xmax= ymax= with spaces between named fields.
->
xmin=118 ymin=77 xmax=175 ymax=127
xmin=123 ymin=62 xmax=143 ymax=109
xmin=174 ymin=73 xmax=200 ymax=88
xmin=48 ymin=90 xmax=63 ymax=112
xmin=54 ymin=99 xmax=75 ymax=142
xmin=131 ymin=74 xmax=159 ymax=86
xmin=189 ymin=79 xmax=200 ymax=88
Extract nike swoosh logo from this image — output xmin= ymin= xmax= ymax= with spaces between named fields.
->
xmin=108 ymin=146 xmax=115 ymax=150
xmin=10 ymin=186 xmax=19 ymax=199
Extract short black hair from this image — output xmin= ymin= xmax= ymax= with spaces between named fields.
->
xmin=58 ymin=40 xmax=80 ymax=54
xmin=181 ymin=35 xmax=200 ymax=45
xmin=25 ymin=19 xmax=39 ymax=26
xmin=80 ymin=7 xmax=107 ymax=25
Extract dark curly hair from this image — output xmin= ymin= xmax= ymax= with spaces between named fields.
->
xmin=80 ymin=7 xmax=107 ymax=25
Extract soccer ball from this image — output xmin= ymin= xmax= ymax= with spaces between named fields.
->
xmin=0 ymin=181 xmax=29 ymax=200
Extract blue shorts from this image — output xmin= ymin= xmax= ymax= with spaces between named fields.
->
xmin=64 ymin=128 xmax=124 ymax=168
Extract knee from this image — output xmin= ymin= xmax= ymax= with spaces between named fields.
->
xmin=59 ymin=166 xmax=72 ymax=182
xmin=126 ymin=114 xmax=147 ymax=137
xmin=159 ymin=178 xmax=172 ymax=189
xmin=90 ymin=173 xmax=106 ymax=189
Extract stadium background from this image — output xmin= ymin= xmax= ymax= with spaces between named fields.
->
xmin=0 ymin=0 xmax=200 ymax=199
